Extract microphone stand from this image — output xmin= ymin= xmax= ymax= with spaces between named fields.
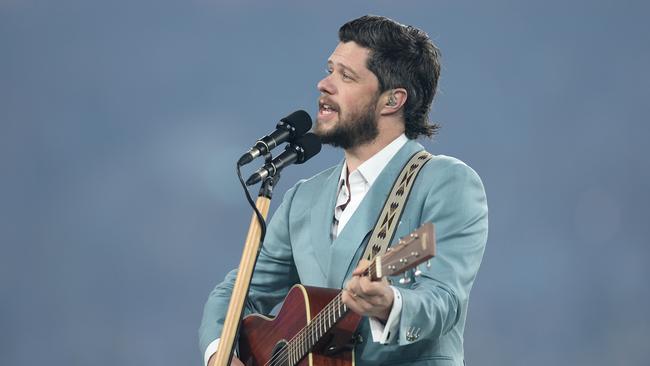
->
xmin=212 ymin=155 xmax=280 ymax=366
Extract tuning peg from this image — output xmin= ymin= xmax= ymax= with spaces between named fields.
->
xmin=399 ymin=272 xmax=411 ymax=284
xmin=414 ymin=266 xmax=422 ymax=277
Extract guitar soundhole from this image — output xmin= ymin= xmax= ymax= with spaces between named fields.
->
xmin=270 ymin=340 xmax=290 ymax=366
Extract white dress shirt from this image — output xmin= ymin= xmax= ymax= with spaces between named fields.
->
xmin=331 ymin=134 xmax=407 ymax=345
xmin=205 ymin=134 xmax=409 ymax=365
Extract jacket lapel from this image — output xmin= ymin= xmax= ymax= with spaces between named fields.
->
xmin=308 ymin=161 xmax=342 ymax=279
xmin=326 ymin=140 xmax=424 ymax=288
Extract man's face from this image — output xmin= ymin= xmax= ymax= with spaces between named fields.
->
xmin=315 ymin=41 xmax=381 ymax=149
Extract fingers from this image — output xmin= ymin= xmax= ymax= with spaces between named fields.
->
xmin=342 ymin=288 xmax=374 ymax=312
xmin=342 ymin=275 xmax=394 ymax=320
xmin=352 ymin=259 xmax=371 ymax=276
xmin=348 ymin=275 xmax=389 ymax=297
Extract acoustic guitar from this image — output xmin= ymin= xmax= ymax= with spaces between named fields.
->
xmin=237 ymin=222 xmax=435 ymax=366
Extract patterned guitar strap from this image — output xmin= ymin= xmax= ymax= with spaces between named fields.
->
xmin=360 ymin=150 xmax=433 ymax=263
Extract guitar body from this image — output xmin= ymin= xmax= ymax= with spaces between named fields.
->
xmin=237 ymin=224 xmax=436 ymax=366
xmin=239 ymin=285 xmax=361 ymax=366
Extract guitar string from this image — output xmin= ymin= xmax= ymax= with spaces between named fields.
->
xmin=264 ymin=290 xmax=347 ymax=366
xmin=266 ymin=262 xmax=378 ymax=366
xmin=265 ymin=293 xmax=327 ymax=366
xmin=265 ymin=294 xmax=342 ymax=365
xmin=265 ymin=282 xmax=349 ymax=365
xmin=265 ymin=292 xmax=351 ymax=366
xmin=264 ymin=231 xmax=424 ymax=365
xmin=265 ymin=231 xmax=425 ymax=366
xmin=266 ymin=263 xmax=380 ymax=366
xmin=264 ymin=264 xmax=379 ymax=366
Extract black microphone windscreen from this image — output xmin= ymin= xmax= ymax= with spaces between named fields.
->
xmin=280 ymin=110 xmax=312 ymax=136
xmin=295 ymin=133 xmax=322 ymax=164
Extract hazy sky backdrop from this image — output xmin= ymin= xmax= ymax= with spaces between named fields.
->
xmin=2 ymin=1 xmax=649 ymax=365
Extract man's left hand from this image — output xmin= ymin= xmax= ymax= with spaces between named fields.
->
xmin=341 ymin=260 xmax=394 ymax=321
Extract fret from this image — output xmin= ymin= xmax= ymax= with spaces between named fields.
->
xmin=297 ymin=343 xmax=301 ymax=363
xmin=309 ymin=326 xmax=313 ymax=347
xmin=299 ymin=339 xmax=305 ymax=362
xmin=327 ymin=305 xmax=332 ymax=328
xmin=324 ymin=306 xmax=329 ymax=328
xmin=295 ymin=337 xmax=300 ymax=360
xmin=316 ymin=318 xmax=323 ymax=338
xmin=327 ymin=306 xmax=333 ymax=329
xmin=309 ymin=325 xmax=313 ymax=346
xmin=316 ymin=319 xmax=323 ymax=338
xmin=289 ymin=345 xmax=293 ymax=365
xmin=306 ymin=327 xmax=310 ymax=349
xmin=296 ymin=342 xmax=300 ymax=364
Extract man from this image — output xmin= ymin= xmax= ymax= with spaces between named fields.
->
xmin=200 ymin=15 xmax=488 ymax=366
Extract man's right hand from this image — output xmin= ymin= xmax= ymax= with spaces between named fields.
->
xmin=207 ymin=354 xmax=244 ymax=366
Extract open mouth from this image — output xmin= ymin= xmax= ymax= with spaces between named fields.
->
xmin=318 ymin=100 xmax=339 ymax=118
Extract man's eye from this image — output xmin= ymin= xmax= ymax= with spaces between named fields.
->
xmin=325 ymin=68 xmax=333 ymax=75
xmin=342 ymin=72 xmax=353 ymax=81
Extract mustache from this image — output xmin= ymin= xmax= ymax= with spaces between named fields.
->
xmin=318 ymin=96 xmax=340 ymax=111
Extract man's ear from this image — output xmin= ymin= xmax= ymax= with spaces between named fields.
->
xmin=380 ymin=88 xmax=407 ymax=116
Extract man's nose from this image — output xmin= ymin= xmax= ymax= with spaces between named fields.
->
xmin=317 ymin=75 xmax=335 ymax=95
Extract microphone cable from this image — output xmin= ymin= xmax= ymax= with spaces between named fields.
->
xmin=236 ymin=162 xmax=267 ymax=247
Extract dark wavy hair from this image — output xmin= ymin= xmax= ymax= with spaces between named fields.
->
xmin=339 ymin=15 xmax=441 ymax=139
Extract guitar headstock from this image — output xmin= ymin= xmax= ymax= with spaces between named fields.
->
xmin=368 ymin=222 xmax=435 ymax=281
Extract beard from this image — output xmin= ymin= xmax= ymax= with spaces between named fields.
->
xmin=315 ymin=97 xmax=379 ymax=150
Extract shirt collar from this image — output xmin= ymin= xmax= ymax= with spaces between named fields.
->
xmin=337 ymin=133 xmax=409 ymax=187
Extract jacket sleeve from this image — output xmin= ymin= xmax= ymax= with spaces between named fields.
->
xmin=198 ymin=185 xmax=301 ymax=355
xmin=395 ymin=160 xmax=488 ymax=346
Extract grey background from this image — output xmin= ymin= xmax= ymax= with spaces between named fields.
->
xmin=2 ymin=0 xmax=649 ymax=365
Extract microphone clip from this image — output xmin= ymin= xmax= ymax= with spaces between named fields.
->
xmin=253 ymin=151 xmax=280 ymax=198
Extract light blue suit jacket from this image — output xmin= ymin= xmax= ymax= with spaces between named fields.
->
xmin=199 ymin=140 xmax=488 ymax=365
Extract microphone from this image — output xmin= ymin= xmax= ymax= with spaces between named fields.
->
xmin=246 ymin=133 xmax=322 ymax=186
xmin=237 ymin=110 xmax=312 ymax=166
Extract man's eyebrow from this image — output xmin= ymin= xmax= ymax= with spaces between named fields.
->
xmin=327 ymin=60 xmax=361 ymax=79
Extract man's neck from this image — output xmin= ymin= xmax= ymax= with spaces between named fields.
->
xmin=344 ymin=129 xmax=404 ymax=173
